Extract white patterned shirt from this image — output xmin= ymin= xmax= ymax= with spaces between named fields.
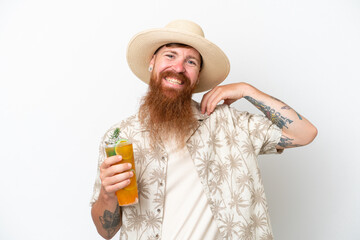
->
xmin=91 ymin=101 xmax=282 ymax=240
xmin=161 ymin=136 xmax=221 ymax=239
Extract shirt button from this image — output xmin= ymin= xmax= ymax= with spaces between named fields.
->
xmin=157 ymin=209 xmax=161 ymax=213
xmin=156 ymin=234 xmax=159 ymax=238
xmin=159 ymin=182 xmax=163 ymax=186
xmin=161 ymin=156 xmax=165 ymax=160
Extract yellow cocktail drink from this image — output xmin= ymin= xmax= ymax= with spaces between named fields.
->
xmin=105 ymin=139 xmax=138 ymax=206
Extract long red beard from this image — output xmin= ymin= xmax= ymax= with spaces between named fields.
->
xmin=138 ymin=70 xmax=198 ymax=148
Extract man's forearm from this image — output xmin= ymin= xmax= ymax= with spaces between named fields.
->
xmin=243 ymin=85 xmax=317 ymax=148
xmin=200 ymin=82 xmax=317 ymax=148
xmin=91 ymin=191 xmax=122 ymax=239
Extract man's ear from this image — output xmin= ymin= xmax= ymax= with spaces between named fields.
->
xmin=196 ymin=70 xmax=202 ymax=84
xmin=149 ymin=55 xmax=156 ymax=70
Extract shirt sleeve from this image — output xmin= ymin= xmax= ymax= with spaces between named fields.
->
xmin=247 ymin=113 xmax=283 ymax=155
xmin=227 ymin=105 xmax=283 ymax=156
xmin=89 ymin=136 xmax=106 ymax=206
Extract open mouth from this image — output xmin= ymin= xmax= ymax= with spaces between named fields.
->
xmin=164 ymin=77 xmax=184 ymax=85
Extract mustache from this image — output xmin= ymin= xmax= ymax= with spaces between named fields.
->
xmin=159 ymin=71 xmax=191 ymax=86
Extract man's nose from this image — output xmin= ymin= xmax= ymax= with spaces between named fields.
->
xmin=171 ymin=60 xmax=185 ymax=73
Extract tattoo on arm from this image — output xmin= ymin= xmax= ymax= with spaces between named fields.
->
xmin=281 ymin=105 xmax=291 ymax=110
xmin=278 ymin=135 xmax=303 ymax=148
xmin=99 ymin=205 xmax=121 ymax=238
xmin=271 ymin=96 xmax=303 ymax=120
xmin=281 ymin=106 xmax=303 ymax=120
xmin=244 ymin=96 xmax=293 ymax=129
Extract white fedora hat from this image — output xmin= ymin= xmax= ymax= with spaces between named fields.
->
xmin=126 ymin=20 xmax=230 ymax=93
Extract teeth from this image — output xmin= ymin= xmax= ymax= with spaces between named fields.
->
xmin=165 ymin=77 xmax=182 ymax=85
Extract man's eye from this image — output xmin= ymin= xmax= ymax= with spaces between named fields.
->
xmin=187 ymin=60 xmax=197 ymax=66
xmin=166 ymin=54 xmax=174 ymax=59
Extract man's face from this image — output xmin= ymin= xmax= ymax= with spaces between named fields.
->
xmin=138 ymin=45 xmax=201 ymax=147
xmin=149 ymin=45 xmax=201 ymax=95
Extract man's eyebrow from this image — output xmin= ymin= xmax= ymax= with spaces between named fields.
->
xmin=162 ymin=50 xmax=178 ymax=55
xmin=162 ymin=49 xmax=201 ymax=63
xmin=187 ymin=55 xmax=200 ymax=60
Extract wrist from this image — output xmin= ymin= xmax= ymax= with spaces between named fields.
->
xmin=99 ymin=188 xmax=118 ymax=205
xmin=238 ymin=82 xmax=256 ymax=98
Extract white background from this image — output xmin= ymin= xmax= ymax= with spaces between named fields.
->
xmin=1 ymin=0 xmax=359 ymax=239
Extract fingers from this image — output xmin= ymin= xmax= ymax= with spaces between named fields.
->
xmin=201 ymin=83 xmax=247 ymax=115
xmin=101 ymin=162 xmax=132 ymax=179
xmin=201 ymin=86 xmax=225 ymax=115
xmin=100 ymin=155 xmax=134 ymax=194
xmin=101 ymin=155 xmax=123 ymax=169
xmin=200 ymin=87 xmax=215 ymax=114
xmin=102 ymin=171 xmax=134 ymax=194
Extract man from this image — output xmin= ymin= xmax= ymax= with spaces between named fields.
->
xmin=90 ymin=20 xmax=317 ymax=240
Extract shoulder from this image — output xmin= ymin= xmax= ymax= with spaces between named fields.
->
xmin=211 ymin=104 xmax=253 ymax=121
xmin=210 ymin=104 xmax=276 ymax=129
